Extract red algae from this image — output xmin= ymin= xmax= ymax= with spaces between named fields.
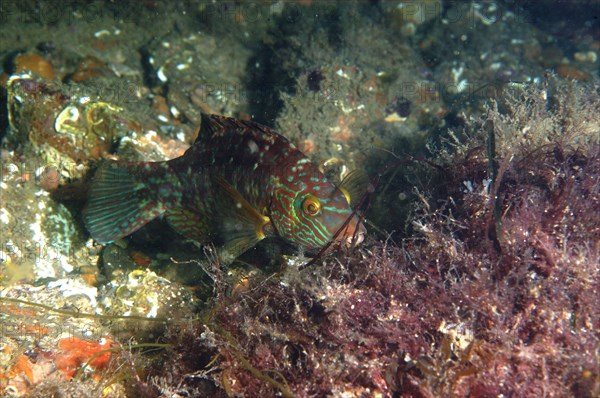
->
xmin=145 ymin=78 xmax=599 ymax=397
xmin=55 ymin=337 xmax=114 ymax=380
xmin=14 ymin=52 xmax=55 ymax=80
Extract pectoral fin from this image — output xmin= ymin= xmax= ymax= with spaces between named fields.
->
xmin=214 ymin=177 xmax=270 ymax=263
xmin=339 ymin=170 xmax=370 ymax=207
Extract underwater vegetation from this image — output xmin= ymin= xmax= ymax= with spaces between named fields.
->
xmin=18 ymin=77 xmax=594 ymax=398
xmin=3 ymin=75 xmax=598 ymax=397
xmin=132 ymin=77 xmax=598 ymax=397
xmin=0 ymin=1 xmax=598 ymax=397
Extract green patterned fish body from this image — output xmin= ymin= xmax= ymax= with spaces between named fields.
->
xmin=83 ymin=114 xmax=365 ymax=262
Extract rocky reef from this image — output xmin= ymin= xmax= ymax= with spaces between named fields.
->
xmin=145 ymin=75 xmax=599 ymax=398
xmin=0 ymin=1 xmax=598 ymax=397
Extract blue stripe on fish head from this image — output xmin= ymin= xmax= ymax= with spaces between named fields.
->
xmin=269 ymin=161 xmax=355 ymax=252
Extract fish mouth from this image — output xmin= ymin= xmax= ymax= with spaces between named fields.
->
xmin=338 ymin=218 xmax=366 ymax=247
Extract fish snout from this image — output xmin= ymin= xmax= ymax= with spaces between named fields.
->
xmin=342 ymin=219 xmax=366 ymax=247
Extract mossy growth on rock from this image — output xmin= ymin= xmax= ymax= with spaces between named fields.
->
xmin=128 ymin=77 xmax=599 ymax=397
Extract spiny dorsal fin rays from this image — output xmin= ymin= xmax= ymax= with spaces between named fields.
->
xmin=339 ymin=169 xmax=370 ymax=207
xmin=214 ymin=177 xmax=271 ymax=264
xmin=190 ymin=125 xmax=201 ymax=143
xmin=195 ymin=113 xmax=276 ymax=144
xmin=195 ymin=114 xmax=221 ymax=143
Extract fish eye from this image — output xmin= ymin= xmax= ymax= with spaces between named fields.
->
xmin=302 ymin=195 xmax=321 ymax=216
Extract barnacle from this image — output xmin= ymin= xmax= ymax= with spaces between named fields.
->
xmin=54 ymin=105 xmax=81 ymax=135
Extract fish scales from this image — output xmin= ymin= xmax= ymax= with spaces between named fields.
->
xmin=83 ymin=114 xmax=365 ymax=262
xmin=168 ymin=115 xmax=296 ymax=217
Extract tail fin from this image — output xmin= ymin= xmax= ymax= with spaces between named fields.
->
xmin=83 ymin=162 xmax=167 ymax=244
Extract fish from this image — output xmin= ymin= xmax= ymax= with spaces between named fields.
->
xmin=83 ymin=113 xmax=366 ymax=263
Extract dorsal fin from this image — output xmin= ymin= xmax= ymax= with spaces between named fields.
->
xmin=195 ymin=113 xmax=276 ymax=144
xmin=194 ymin=114 xmax=222 ymax=142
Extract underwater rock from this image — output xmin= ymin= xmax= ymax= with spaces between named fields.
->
xmin=5 ymin=74 xmax=144 ymax=181
xmin=116 ymin=129 xmax=190 ymax=162
xmin=272 ymin=3 xmax=445 ymax=175
xmin=14 ymin=52 xmax=55 ymax=81
xmin=0 ymin=275 xmax=112 ymax=396
xmin=67 ymin=55 xmax=117 ymax=83
xmin=99 ymin=267 xmax=197 ymax=341
xmin=420 ymin=1 xmax=548 ymax=107
xmin=0 ymin=151 xmax=94 ymax=282
xmin=383 ymin=0 xmax=443 ymax=36
xmin=144 ymin=31 xmax=252 ymax=121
